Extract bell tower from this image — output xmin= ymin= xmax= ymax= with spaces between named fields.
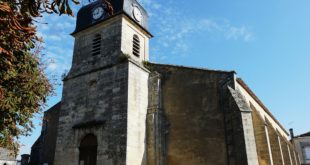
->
xmin=67 ymin=0 xmax=152 ymax=78
xmin=54 ymin=0 xmax=152 ymax=164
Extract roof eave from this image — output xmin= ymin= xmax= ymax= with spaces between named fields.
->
xmin=236 ymin=78 xmax=289 ymax=136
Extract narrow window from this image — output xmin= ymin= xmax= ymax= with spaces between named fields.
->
xmin=133 ymin=34 xmax=140 ymax=57
xmin=92 ymin=34 xmax=101 ymax=56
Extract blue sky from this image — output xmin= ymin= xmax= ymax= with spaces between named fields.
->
xmin=18 ymin=0 xmax=310 ymax=158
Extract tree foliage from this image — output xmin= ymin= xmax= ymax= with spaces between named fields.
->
xmin=0 ymin=0 xmax=81 ymax=152
xmin=0 ymin=0 xmax=115 ymax=152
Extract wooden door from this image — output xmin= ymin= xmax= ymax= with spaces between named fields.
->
xmin=79 ymin=134 xmax=98 ymax=165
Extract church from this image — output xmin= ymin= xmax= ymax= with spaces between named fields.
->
xmin=29 ymin=0 xmax=300 ymax=165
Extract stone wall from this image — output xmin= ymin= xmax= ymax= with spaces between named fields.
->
xmin=68 ymin=15 xmax=123 ymax=78
xmin=147 ymin=63 xmax=235 ymax=165
xmin=236 ymin=79 xmax=288 ymax=139
xmin=225 ymin=87 xmax=259 ymax=165
xmin=121 ymin=17 xmax=150 ymax=62
xmin=29 ymin=103 xmax=60 ymax=165
xmin=68 ymin=14 xmax=151 ymax=80
xmin=266 ymin=120 xmax=284 ymax=165
xmin=126 ymin=61 xmax=149 ymax=165
xmin=54 ymin=12 xmax=152 ymax=165
xmin=29 ymin=138 xmax=41 ymax=165
xmin=251 ymin=105 xmax=300 ymax=165
xmin=252 ymin=106 xmax=271 ymax=165
xmin=146 ymin=71 xmax=167 ymax=165
xmin=223 ymin=88 xmax=248 ymax=165
xmin=54 ymin=62 xmax=129 ymax=165
xmin=41 ymin=103 xmax=60 ymax=165
xmin=281 ymin=137 xmax=292 ymax=165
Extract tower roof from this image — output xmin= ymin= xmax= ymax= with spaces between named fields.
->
xmin=72 ymin=0 xmax=149 ymax=34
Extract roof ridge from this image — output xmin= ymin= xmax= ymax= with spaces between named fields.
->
xmin=148 ymin=62 xmax=235 ymax=73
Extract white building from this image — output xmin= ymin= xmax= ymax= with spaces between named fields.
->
xmin=293 ymin=131 xmax=310 ymax=165
xmin=0 ymin=147 xmax=16 ymax=165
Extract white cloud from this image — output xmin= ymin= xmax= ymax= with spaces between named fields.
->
xmin=35 ymin=13 xmax=75 ymax=81
xmin=139 ymin=0 xmax=161 ymax=10
xmin=43 ymin=49 xmax=72 ymax=78
xmin=36 ymin=1 xmax=254 ymax=77
xmin=47 ymin=35 xmax=62 ymax=41
xmin=47 ymin=63 xmax=58 ymax=71
xmin=225 ymin=26 xmax=254 ymax=41
xmin=198 ymin=19 xmax=254 ymax=42
xmin=55 ymin=22 xmax=75 ymax=30
xmin=35 ymin=10 xmax=75 ymax=78
xmin=138 ymin=0 xmax=255 ymax=60
xmin=199 ymin=19 xmax=223 ymax=32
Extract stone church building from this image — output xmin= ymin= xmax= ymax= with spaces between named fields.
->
xmin=30 ymin=0 xmax=300 ymax=165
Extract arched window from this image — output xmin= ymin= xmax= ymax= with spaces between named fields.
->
xmin=304 ymin=146 xmax=310 ymax=160
xmin=79 ymin=134 xmax=98 ymax=165
xmin=133 ymin=34 xmax=140 ymax=57
xmin=92 ymin=34 xmax=101 ymax=56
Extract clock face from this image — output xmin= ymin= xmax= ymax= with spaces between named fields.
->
xmin=133 ymin=6 xmax=142 ymax=22
xmin=92 ymin=6 xmax=104 ymax=20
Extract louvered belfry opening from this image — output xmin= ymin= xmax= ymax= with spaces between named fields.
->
xmin=133 ymin=34 xmax=140 ymax=57
xmin=92 ymin=34 xmax=101 ymax=56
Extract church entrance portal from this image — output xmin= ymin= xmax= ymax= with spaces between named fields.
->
xmin=79 ymin=134 xmax=98 ymax=165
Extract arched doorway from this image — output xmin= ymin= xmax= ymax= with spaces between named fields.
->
xmin=79 ymin=134 xmax=98 ymax=165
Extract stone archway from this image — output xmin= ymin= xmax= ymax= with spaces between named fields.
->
xmin=79 ymin=134 xmax=98 ymax=165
